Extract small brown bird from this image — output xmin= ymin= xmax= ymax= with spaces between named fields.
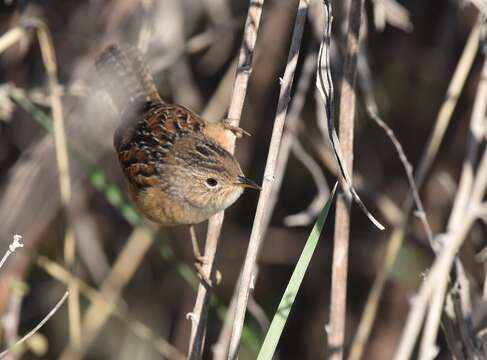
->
xmin=95 ymin=45 xmax=259 ymax=282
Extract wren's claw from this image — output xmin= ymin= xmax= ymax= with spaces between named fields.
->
xmin=221 ymin=118 xmax=251 ymax=138
xmin=190 ymin=226 xmax=221 ymax=288
xmin=193 ymin=256 xmax=222 ymax=289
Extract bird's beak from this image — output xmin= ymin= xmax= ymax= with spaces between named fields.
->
xmin=236 ymin=176 xmax=261 ymax=190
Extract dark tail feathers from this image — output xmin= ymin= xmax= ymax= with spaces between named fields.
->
xmin=95 ymin=44 xmax=161 ymax=113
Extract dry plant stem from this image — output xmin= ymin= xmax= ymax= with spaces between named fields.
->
xmin=265 ymin=49 xmax=318 ymax=230
xmin=213 ymin=273 xmax=240 ymax=360
xmin=395 ymin=215 xmax=476 ymax=360
xmin=202 ymin=56 xmax=238 ymax=121
xmin=0 ymin=291 xmax=69 ymax=359
xmin=35 ymin=22 xmax=81 ymax=353
xmin=3 ymin=286 xmax=22 ymax=360
xmin=189 ymin=224 xmax=219 ymax=360
xmin=349 ymin=20 xmax=480 ymax=360
xmin=36 ymin=256 xmax=185 ymax=360
xmin=316 ymin=2 xmax=383 ymax=231
xmin=213 ymin=51 xmax=318 ymax=357
xmin=394 ymin=271 xmax=435 ymax=360
xmin=188 ymin=1 xmax=265 ymax=358
xmin=329 ymin=197 xmax=352 ymax=359
xmin=151 ymin=18 xmax=244 ymax=73
xmin=448 ymin=54 xmax=487 ymax=231
xmin=396 ymin=202 xmax=477 ymax=360
xmin=418 ymin=57 xmax=487 ymax=360
xmin=469 ymin=0 xmax=487 ymax=15
xmin=228 ymin=1 xmax=309 ymax=358
xmin=214 ymin=266 xmax=264 ymax=360
xmin=328 ymin=0 xmax=363 ymax=358
xmin=451 ymin=280 xmax=482 ymax=358
xmin=395 ymin=53 xmax=487 ymax=360
xmin=59 ymin=227 xmax=153 ymax=359
xmin=0 ymin=27 xmax=26 ymax=54
xmin=71 ymin=193 xmax=110 ymax=284
xmin=415 ymin=20 xmax=480 ymax=187
xmin=441 ymin=302 xmax=465 ymax=360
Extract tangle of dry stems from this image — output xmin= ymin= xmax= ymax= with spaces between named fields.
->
xmin=228 ymin=0 xmax=310 ymax=358
xmin=0 ymin=20 xmax=82 ymax=355
xmin=0 ymin=236 xmax=69 ymax=359
xmin=395 ymin=24 xmax=487 ymax=360
xmin=188 ymin=1 xmax=265 ymax=359
xmin=349 ymin=19 xmax=482 ymax=360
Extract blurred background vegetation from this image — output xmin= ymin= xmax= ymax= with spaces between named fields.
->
xmin=0 ymin=0 xmax=484 ymax=359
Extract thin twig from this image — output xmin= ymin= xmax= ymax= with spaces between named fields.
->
xmin=188 ymin=1 xmax=265 ymax=358
xmin=350 ymin=20 xmax=481 ymax=360
xmin=366 ymin=108 xmax=435 ymax=247
xmin=35 ymin=21 xmax=81 ymax=353
xmin=247 ymin=295 xmax=271 ymax=334
xmin=360 ymin=42 xmax=435 ymax=245
xmin=228 ymin=1 xmax=310 ymax=358
xmin=0 ymin=235 xmax=24 ymax=270
xmin=284 ymin=137 xmax=330 ymax=226
xmin=0 ymin=291 xmax=69 ymax=359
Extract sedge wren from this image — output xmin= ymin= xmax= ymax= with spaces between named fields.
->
xmin=95 ymin=45 xmax=259 ymax=282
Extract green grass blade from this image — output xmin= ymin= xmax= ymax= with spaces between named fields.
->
xmin=257 ymin=183 xmax=337 ymax=360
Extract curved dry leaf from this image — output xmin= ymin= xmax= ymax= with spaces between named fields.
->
xmin=315 ymin=0 xmax=385 ymax=230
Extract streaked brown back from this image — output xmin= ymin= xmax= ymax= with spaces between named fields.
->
xmin=114 ymin=102 xmax=208 ymax=189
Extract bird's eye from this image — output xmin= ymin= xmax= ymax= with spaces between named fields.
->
xmin=205 ymin=178 xmax=218 ymax=188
